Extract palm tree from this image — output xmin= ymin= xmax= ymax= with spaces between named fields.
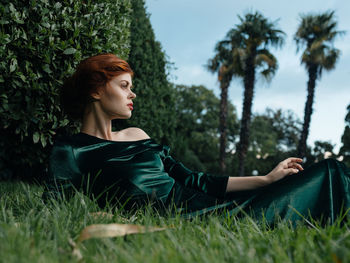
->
xmin=207 ymin=42 xmax=235 ymax=173
xmin=213 ymin=12 xmax=285 ymax=177
xmin=295 ymin=11 xmax=344 ymax=158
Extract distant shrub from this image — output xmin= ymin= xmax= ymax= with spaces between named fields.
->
xmin=0 ymin=0 xmax=132 ymax=180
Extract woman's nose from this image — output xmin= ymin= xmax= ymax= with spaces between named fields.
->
xmin=130 ymin=90 xmax=136 ymax=99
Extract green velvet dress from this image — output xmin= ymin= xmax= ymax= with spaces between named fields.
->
xmin=44 ymin=132 xmax=350 ymax=224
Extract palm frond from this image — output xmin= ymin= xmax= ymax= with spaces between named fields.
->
xmin=294 ymin=10 xmax=343 ymax=74
xmin=207 ymin=11 xmax=285 ymax=82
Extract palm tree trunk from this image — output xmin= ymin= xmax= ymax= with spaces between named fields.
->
xmin=219 ymin=80 xmax=229 ymax=174
xmin=297 ymin=64 xmax=317 ymax=158
xmin=238 ymin=54 xmax=256 ymax=177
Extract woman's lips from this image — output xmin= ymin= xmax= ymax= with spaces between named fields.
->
xmin=127 ymin=104 xmax=133 ymax=110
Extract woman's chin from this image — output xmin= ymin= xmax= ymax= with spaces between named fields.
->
xmin=112 ymin=114 xmax=132 ymax=120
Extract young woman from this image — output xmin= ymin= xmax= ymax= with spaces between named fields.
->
xmin=45 ymin=53 xmax=350 ymax=224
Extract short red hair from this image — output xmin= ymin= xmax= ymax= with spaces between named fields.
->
xmin=61 ymin=53 xmax=133 ymax=120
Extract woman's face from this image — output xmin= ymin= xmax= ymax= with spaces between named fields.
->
xmin=93 ymin=73 xmax=136 ymax=119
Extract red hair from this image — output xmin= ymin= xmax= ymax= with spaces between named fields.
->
xmin=60 ymin=53 xmax=133 ymax=120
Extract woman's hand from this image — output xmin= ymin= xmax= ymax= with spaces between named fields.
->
xmin=265 ymin=157 xmax=304 ymax=184
xmin=225 ymin=157 xmax=304 ymax=193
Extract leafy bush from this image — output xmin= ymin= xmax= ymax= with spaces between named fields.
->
xmin=0 ymin=0 xmax=132 ymax=180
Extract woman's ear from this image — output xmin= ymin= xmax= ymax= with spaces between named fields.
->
xmin=90 ymin=87 xmax=103 ymax=100
xmin=90 ymin=92 xmax=100 ymax=100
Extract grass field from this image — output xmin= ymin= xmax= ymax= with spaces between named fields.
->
xmin=1 ymin=181 xmax=349 ymax=263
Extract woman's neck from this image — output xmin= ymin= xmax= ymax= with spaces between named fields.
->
xmin=80 ymin=105 xmax=114 ymax=141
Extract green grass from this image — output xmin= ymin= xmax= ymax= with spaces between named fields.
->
xmin=1 ymin=181 xmax=349 ymax=263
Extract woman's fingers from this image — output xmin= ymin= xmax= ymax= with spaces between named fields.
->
xmin=287 ymin=157 xmax=303 ymax=163
xmin=295 ymin=163 xmax=304 ymax=170
xmin=287 ymin=168 xmax=300 ymax=175
xmin=283 ymin=158 xmax=304 ymax=170
xmin=281 ymin=157 xmax=302 ymax=166
xmin=287 ymin=162 xmax=304 ymax=171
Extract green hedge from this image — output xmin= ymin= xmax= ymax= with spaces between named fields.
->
xmin=124 ymin=0 xmax=177 ymax=146
xmin=0 ymin=0 xmax=132 ymax=179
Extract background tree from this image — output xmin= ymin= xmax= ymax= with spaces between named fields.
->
xmin=312 ymin=140 xmax=335 ymax=162
xmin=216 ymin=12 xmax=285 ymax=176
xmin=266 ymin=108 xmax=302 ymax=152
xmin=123 ymin=0 xmax=176 ymax=146
xmin=244 ymin=108 xmax=302 ymax=176
xmin=172 ymin=85 xmax=239 ymax=175
xmin=0 ymin=0 xmax=132 ymax=180
xmin=294 ymin=11 xmax=344 ymax=158
xmin=339 ymin=104 xmax=350 ymax=166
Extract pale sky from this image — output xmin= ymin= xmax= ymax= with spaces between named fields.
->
xmin=145 ymin=0 xmax=350 ymax=153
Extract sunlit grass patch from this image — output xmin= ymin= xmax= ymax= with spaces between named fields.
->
xmin=0 ymin=181 xmax=349 ymax=262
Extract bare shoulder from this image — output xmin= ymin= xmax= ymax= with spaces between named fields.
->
xmin=125 ymin=127 xmax=150 ymax=140
xmin=113 ymin=127 xmax=150 ymax=141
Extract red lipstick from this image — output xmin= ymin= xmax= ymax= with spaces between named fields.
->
xmin=127 ymin=103 xmax=133 ymax=110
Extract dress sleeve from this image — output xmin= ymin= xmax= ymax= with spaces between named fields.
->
xmin=42 ymin=140 xmax=82 ymax=201
xmin=160 ymin=147 xmax=229 ymax=199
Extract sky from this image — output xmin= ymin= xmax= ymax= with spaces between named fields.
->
xmin=145 ymin=0 xmax=350 ymax=153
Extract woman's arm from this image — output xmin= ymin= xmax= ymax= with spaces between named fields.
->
xmin=226 ymin=157 xmax=304 ymax=192
xmin=162 ymin=154 xmax=228 ymax=198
